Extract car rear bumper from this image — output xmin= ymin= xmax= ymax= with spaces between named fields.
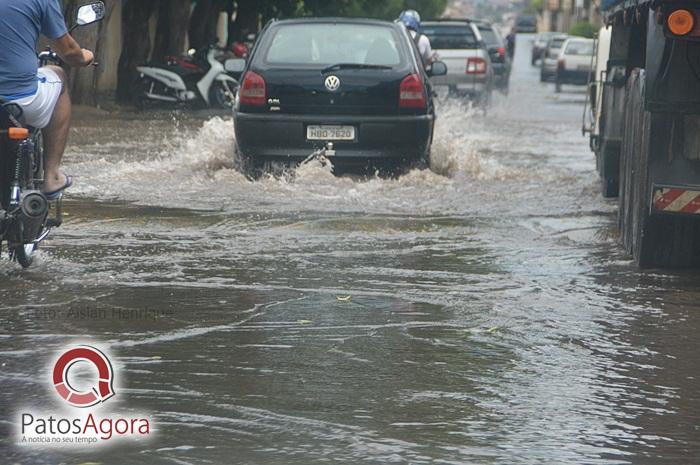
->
xmin=431 ymin=76 xmax=489 ymax=96
xmin=557 ymin=69 xmax=591 ymax=85
xmin=234 ymin=112 xmax=434 ymax=161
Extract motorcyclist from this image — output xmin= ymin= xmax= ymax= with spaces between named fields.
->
xmin=399 ymin=10 xmax=434 ymax=67
xmin=0 ymin=0 xmax=94 ymax=199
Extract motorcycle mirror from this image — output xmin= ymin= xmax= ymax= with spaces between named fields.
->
xmin=225 ymin=59 xmax=246 ymax=74
xmin=76 ymin=1 xmax=106 ymax=27
xmin=187 ymin=48 xmax=196 ymax=56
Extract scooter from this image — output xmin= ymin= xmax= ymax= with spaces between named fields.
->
xmin=136 ymin=44 xmax=240 ymax=110
xmin=0 ymin=2 xmax=105 ymax=268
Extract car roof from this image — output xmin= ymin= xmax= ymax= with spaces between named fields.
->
xmin=269 ymin=17 xmax=399 ymax=27
xmin=425 ymin=18 xmax=476 ymax=24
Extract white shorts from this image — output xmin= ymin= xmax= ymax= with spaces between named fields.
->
xmin=11 ymin=67 xmax=63 ymax=129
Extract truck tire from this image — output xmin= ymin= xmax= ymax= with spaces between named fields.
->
xmin=619 ymin=69 xmax=700 ymax=267
xmin=598 ymin=140 xmax=619 ymax=198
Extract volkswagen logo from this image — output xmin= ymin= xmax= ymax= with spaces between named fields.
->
xmin=325 ymin=75 xmax=341 ymax=92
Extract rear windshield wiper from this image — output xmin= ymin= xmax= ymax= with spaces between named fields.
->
xmin=321 ymin=63 xmax=393 ymax=73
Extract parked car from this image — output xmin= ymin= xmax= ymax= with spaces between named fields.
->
xmin=531 ymin=31 xmax=559 ymax=65
xmin=232 ymin=18 xmax=447 ymax=173
xmin=555 ymin=38 xmax=595 ymax=92
xmin=515 ymin=15 xmax=537 ymax=33
xmin=540 ymin=34 xmax=569 ymax=82
xmin=475 ymin=20 xmax=511 ymax=93
xmin=421 ymin=19 xmax=494 ymax=106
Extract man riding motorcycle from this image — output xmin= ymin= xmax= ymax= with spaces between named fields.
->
xmin=0 ymin=0 xmax=95 ymax=199
xmin=399 ymin=9 xmax=434 ymax=67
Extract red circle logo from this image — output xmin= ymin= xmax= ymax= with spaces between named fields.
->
xmin=52 ymin=346 xmax=115 ymax=408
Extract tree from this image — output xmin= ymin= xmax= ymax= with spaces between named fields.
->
xmin=116 ymin=0 xmax=158 ymax=103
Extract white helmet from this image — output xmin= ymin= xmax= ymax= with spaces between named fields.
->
xmin=400 ymin=9 xmax=421 ymax=24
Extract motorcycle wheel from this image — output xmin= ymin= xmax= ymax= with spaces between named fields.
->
xmin=210 ymin=82 xmax=235 ymax=109
xmin=13 ymin=243 xmax=36 ymax=268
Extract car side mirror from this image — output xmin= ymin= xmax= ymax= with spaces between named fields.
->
xmin=429 ymin=61 xmax=448 ymax=77
xmin=76 ymin=1 xmax=106 ymax=27
xmin=225 ymin=58 xmax=246 ymax=73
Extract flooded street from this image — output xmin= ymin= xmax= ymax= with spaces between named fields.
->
xmin=2 ymin=36 xmax=700 ymax=464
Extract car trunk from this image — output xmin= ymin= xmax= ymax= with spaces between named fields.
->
xmin=259 ymin=68 xmax=408 ymax=116
xmin=434 ymin=49 xmax=486 ymax=85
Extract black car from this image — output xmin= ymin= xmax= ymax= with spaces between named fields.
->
xmin=515 ymin=15 xmax=537 ymax=33
xmin=232 ymin=18 xmax=447 ymax=172
xmin=475 ymin=21 xmax=511 ymax=92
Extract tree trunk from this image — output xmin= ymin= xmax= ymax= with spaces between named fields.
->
xmin=116 ymin=0 xmax=157 ymax=103
xmin=153 ymin=0 xmax=191 ymax=59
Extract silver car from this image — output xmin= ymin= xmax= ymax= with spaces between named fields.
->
xmin=540 ymin=34 xmax=569 ymax=82
xmin=422 ymin=19 xmax=495 ymax=106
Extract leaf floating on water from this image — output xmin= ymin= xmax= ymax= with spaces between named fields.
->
xmin=297 ymin=320 xmax=312 ymax=325
xmin=150 ymin=356 xmax=162 ymax=360
xmin=336 ymin=296 xmax=352 ymax=302
xmin=485 ymin=326 xmax=501 ymax=334
xmin=77 ymin=462 xmax=102 ymax=465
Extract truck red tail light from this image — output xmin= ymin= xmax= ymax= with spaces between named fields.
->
xmin=399 ymin=74 xmax=427 ymax=109
xmin=466 ymin=57 xmax=487 ymax=74
xmin=668 ymin=9 xmax=695 ymax=36
xmin=239 ymin=71 xmax=267 ymax=106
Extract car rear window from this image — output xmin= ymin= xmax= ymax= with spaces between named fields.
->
xmin=551 ymin=37 xmax=567 ymax=48
xmin=422 ymin=24 xmax=478 ymax=49
xmin=565 ymin=41 xmax=594 ymax=55
xmin=262 ymin=23 xmax=403 ymax=67
xmin=478 ymin=27 xmax=502 ymax=47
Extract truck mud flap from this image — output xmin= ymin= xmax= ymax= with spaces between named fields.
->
xmin=652 ymin=186 xmax=700 ymax=215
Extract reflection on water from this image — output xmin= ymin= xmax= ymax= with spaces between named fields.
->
xmin=1 ymin=35 xmax=700 ymax=465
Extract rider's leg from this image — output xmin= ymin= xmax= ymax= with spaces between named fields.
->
xmin=42 ymin=65 xmax=71 ymax=194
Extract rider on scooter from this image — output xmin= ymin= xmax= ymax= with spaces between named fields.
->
xmin=0 ymin=0 xmax=95 ymax=199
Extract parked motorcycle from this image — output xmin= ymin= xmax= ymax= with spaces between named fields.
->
xmin=137 ymin=44 xmax=242 ymax=110
xmin=0 ymin=2 xmax=104 ymax=268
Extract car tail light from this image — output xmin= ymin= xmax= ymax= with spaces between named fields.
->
xmin=668 ymin=9 xmax=695 ymax=36
xmin=466 ymin=57 xmax=487 ymax=74
xmin=399 ymin=74 xmax=426 ymax=109
xmin=239 ymin=71 xmax=266 ymax=106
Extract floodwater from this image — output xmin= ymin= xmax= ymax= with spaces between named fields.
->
xmin=2 ymin=36 xmax=700 ymax=464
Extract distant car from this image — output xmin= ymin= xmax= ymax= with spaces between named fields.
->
xmin=540 ymin=34 xmax=569 ymax=82
xmin=531 ymin=31 xmax=559 ymax=65
xmin=422 ymin=19 xmax=494 ymax=106
xmin=475 ymin=21 xmax=511 ymax=92
xmin=555 ymin=38 xmax=595 ymax=92
xmin=232 ymin=18 xmax=447 ymax=172
xmin=516 ymin=15 xmax=537 ymax=33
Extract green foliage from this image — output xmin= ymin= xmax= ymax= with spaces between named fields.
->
xmin=569 ymin=21 xmax=596 ymax=38
xmin=291 ymin=0 xmax=447 ymax=20
xmin=523 ymin=0 xmax=543 ymax=14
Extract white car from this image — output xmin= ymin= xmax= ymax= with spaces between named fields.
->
xmin=554 ymin=38 xmax=595 ymax=92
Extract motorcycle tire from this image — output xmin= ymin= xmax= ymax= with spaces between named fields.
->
xmin=210 ymin=82 xmax=235 ymax=110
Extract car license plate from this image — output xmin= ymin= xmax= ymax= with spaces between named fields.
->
xmin=306 ymin=125 xmax=355 ymax=141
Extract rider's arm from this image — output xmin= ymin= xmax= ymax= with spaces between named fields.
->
xmin=51 ymin=33 xmax=94 ymax=67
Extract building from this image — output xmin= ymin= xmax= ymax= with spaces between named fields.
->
xmin=540 ymin=0 xmax=600 ymax=33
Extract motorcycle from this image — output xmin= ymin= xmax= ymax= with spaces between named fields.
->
xmin=0 ymin=2 xmax=105 ymax=268
xmin=136 ymin=44 xmax=242 ymax=110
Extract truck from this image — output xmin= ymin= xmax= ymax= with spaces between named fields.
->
xmin=587 ymin=0 xmax=700 ymax=267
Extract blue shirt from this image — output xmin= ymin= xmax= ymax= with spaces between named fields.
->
xmin=0 ymin=0 xmax=67 ymax=99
